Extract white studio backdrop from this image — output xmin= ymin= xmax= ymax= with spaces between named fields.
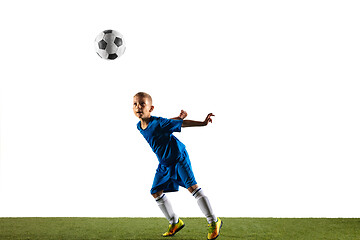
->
xmin=0 ymin=0 xmax=359 ymax=218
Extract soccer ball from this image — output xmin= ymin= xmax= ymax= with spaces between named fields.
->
xmin=95 ymin=30 xmax=126 ymax=60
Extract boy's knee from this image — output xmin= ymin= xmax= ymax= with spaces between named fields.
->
xmin=187 ymin=184 xmax=199 ymax=193
xmin=152 ymin=190 xmax=164 ymax=198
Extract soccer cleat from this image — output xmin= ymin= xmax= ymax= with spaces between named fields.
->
xmin=207 ymin=217 xmax=223 ymax=240
xmin=162 ymin=218 xmax=185 ymax=237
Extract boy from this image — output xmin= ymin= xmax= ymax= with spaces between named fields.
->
xmin=133 ymin=92 xmax=223 ymax=239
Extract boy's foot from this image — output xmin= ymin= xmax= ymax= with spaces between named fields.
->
xmin=207 ymin=218 xmax=223 ymax=240
xmin=162 ymin=218 xmax=185 ymax=237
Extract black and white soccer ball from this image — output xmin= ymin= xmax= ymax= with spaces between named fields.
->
xmin=95 ymin=30 xmax=126 ymax=60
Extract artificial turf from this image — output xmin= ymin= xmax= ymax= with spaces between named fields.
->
xmin=0 ymin=217 xmax=359 ymax=240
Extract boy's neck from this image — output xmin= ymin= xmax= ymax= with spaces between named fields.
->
xmin=140 ymin=116 xmax=151 ymax=129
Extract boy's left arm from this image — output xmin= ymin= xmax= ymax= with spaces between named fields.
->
xmin=171 ymin=110 xmax=215 ymax=127
xmin=182 ymin=113 xmax=215 ymax=128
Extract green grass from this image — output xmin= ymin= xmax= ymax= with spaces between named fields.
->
xmin=1 ymin=218 xmax=360 ymax=240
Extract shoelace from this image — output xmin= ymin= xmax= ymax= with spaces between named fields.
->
xmin=167 ymin=224 xmax=176 ymax=232
xmin=208 ymin=222 xmax=216 ymax=233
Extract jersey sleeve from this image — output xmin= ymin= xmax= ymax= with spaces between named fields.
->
xmin=159 ymin=117 xmax=183 ymax=133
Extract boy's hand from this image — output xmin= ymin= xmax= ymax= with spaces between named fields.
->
xmin=179 ymin=110 xmax=188 ymax=120
xmin=204 ymin=113 xmax=215 ymax=126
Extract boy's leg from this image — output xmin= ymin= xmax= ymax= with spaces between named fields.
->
xmin=153 ymin=191 xmax=185 ymax=237
xmin=152 ymin=191 xmax=179 ymax=225
xmin=176 ymin=152 xmax=217 ymax=223
xmin=188 ymin=185 xmax=217 ymax=224
xmin=188 ymin=185 xmax=223 ymax=240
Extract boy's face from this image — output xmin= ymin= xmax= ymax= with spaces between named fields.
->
xmin=133 ymin=96 xmax=154 ymax=120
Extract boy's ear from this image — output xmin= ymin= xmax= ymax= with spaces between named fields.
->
xmin=150 ymin=105 xmax=155 ymax=112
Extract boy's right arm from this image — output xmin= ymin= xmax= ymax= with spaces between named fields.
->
xmin=171 ymin=110 xmax=187 ymax=120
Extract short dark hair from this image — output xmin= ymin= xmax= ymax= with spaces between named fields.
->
xmin=134 ymin=92 xmax=152 ymax=105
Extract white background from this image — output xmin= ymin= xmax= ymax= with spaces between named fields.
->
xmin=1 ymin=0 xmax=359 ymax=218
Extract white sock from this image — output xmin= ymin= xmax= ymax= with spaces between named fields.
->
xmin=192 ymin=188 xmax=217 ymax=224
xmin=155 ymin=194 xmax=179 ymax=225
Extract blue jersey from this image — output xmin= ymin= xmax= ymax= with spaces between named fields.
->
xmin=137 ymin=116 xmax=186 ymax=166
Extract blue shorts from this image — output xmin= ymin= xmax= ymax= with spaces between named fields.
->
xmin=150 ymin=150 xmax=197 ymax=194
